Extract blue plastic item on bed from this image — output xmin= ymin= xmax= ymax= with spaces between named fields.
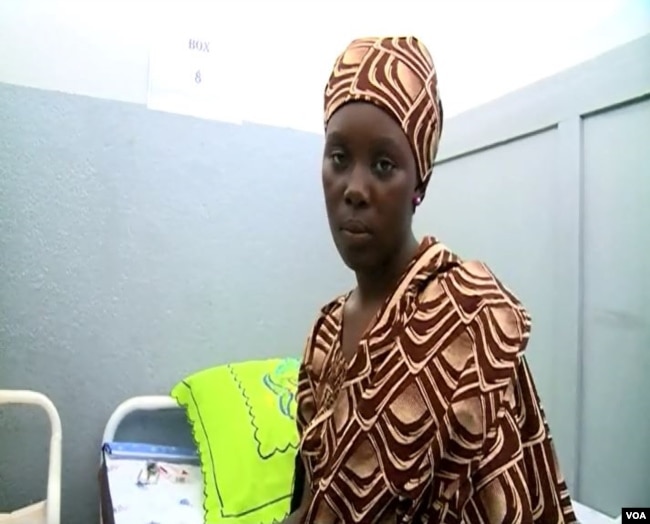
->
xmin=103 ymin=441 xmax=199 ymax=463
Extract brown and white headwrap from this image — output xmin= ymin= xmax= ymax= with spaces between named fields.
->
xmin=324 ymin=36 xmax=444 ymax=195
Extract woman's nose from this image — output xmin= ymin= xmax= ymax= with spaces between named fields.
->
xmin=343 ymin=168 xmax=370 ymax=208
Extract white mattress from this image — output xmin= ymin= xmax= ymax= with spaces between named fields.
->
xmin=573 ymin=501 xmax=616 ymax=523
xmin=104 ymin=442 xmax=204 ymax=524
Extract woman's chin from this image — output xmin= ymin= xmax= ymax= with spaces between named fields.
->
xmin=336 ymin=245 xmax=379 ymax=274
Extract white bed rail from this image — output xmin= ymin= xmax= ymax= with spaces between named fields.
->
xmin=0 ymin=390 xmax=62 ymax=524
xmin=101 ymin=395 xmax=179 ymax=451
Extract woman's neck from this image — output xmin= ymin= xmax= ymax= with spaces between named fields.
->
xmin=353 ymin=234 xmax=420 ymax=305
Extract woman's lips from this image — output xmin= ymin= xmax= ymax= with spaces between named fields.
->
xmin=339 ymin=218 xmax=371 ymax=235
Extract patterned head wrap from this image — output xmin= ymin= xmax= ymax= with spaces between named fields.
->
xmin=324 ymin=36 xmax=443 ymax=193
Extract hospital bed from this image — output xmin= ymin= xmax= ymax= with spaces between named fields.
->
xmin=99 ymin=396 xmax=204 ymax=524
xmin=0 ymin=390 xmax=62 ymax=524
xmin=99 ymin=395 xmax=620 ymax=524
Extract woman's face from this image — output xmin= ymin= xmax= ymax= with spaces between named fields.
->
xmin=322 ymin=102 xmax=419 ymax=273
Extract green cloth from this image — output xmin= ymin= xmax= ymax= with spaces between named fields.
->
xmin=171 ymin=357 xmax=300 ymax=524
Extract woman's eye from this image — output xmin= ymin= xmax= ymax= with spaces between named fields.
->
xmin=374 ymin=159 xmax=395 ymax=175
xmin=331 ymin=152 xmax=346 ymax=166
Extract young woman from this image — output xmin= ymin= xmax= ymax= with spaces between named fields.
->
xmin=285 ymin=36 xmax=576 ymax=524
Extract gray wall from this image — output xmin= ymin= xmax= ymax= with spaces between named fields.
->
xmin=1 ymin=35 xmax=649 ymax=522
xmin=0 ymin=90 xmax=351 ymax=522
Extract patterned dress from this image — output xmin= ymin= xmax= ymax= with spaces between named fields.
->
xmin=295 ymin=237 xmax=577 ymax=523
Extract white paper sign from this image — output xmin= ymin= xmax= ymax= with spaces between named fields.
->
xmin=147 ymin=28 xmax=243 ymax=124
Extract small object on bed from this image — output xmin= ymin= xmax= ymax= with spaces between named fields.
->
xmin=136 ymin=461 xmax=160 ymax=487
xmin=157 ymin=463 xmax=190 ymax=484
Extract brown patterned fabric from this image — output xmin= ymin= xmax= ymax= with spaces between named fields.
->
xmin=324 ymin=36 xmax=444 ymax=194
xmin=296 ymin=237 xmax=577 ymax=523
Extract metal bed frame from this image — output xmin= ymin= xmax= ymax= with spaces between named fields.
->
xmin=0 ymin=390 xmax=62 ymax=524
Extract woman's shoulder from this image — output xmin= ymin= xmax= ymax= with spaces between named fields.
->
xmin=306 ymin=293 xmax=347 ymax=335
xmin=445 ymin=259 xmax=528 ymax=313
xmin=318 ymin=292 xmax=348 ymax=317
xmin=421 ymin=256 xmax=531 ymax=359
xmin=300 ymin=293 xmax=347 ymax=363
